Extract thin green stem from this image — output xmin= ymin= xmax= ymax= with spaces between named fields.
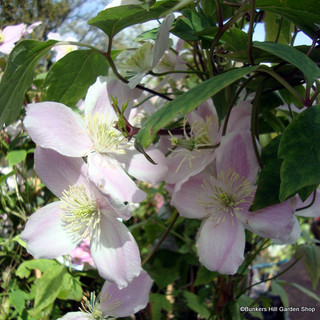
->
xmin=222 ymin=74 xmax=257 ymax=136
xmin=251 ymin=81 xmax=265 ymax=168
xmin=247 ymin=0 xmax=255 ymax=65
xmin=257 ymin=66 xmax=305 ymax=107
xmin=142 ymin=211 xmax=180 ymax=266
xmin=149 ymin=69 xmax=208 ymax=77
xmin=237 ymin=259 xmax=301 ymax=299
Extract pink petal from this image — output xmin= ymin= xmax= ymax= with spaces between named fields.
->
xmin=197 ymin=215 xmax=245 ymax=274
xmin=164 ymin=149 xmax=215 ymax=185
xmin=20 ymin=202 xmax=78 ymax=259
xmin=296 ymin=190 xmax=320 ymax=218
xmin=224 ymin=101 xmax=252 ymax=133
xmin=273 ymin=215 xmax=301 ymax=244
xmin=114 ymin=148 xmax=168 ymax=184
xmin=84 ymin=76 xmax=118 ymax=121
xmin=2 ymin=23 xmax=25 ymax=43
xmin=216 ymin=130 xmax=259 ymax=184
xmin=90 ymin=215 xmax=141 ymax=288
xmin=238 ymin=200 xmax=295 ymax=241
xmin=87 ymin=153 xmax=146 ymax=203
xmin=34 ymin=147 xmax=90 ymax=198
xmin=100 ymin=270 xmax=153 ymax=317
xmin=24 ymin=102 xmax=93 ymax=157
xmin=171 ymin=172 xmax=209 ymax=219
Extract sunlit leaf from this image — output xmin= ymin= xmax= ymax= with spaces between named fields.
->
xmin=0 ymin=40 xmax=56 ymax=126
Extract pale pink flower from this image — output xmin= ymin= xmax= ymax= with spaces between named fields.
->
xmin=21 ymin=147 xmax=141 ymax=288
xmin=70 ymin=239 xmax=95 ymax=267
xmin=0 ymin=22 xmax=41 ymax=54
xmin=171 ymin=130 xmax=296 ymax=274
xmin=59 ymin=270 xmax=153 ymax=319
xmin=122 ymin=13 xmax=175 ymax=88
xmin=23 ymin=76 xmax=167 ymax=205
xmin=47 ymin=32 xmax=78 ymax=61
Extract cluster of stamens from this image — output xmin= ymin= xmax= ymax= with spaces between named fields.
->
xmin=169 ymin=115 xmax=216 ymax=172
xmin=87 ymin=113 xmax=130 ymax=154
xmin=198 ymin=169 xmax=255 ymax=223
xmin=60 ymin=185 xmax=101 ymax=241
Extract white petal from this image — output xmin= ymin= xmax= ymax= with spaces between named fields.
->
xmin=20 ymin=202 xmax=78 ymax=259
xmin=90 ymin=215 xmax=141 ymax=288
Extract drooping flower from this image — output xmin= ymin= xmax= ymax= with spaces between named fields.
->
xmin=0 ymin=22 xmax=41 ymax=54
xmin=171 ymin=130 xmax=296 ymax=274
xmin=20 ymin=147 xmax=141 ymax=288
xmin=23 ymin=76 xmax=168 ymax=205
xmin=58 ymin=270 xmax=153 ymax=319
xmin=121 ymin=13 xmax=175 ymax=88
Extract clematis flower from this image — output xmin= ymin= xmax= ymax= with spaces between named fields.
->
xmin=47 ymin=32 xmax=78 ymax=61
xmin=23 ymin=76 xmax=168 ymax=205
xmin=162 ymin=101 xmax=253 ymax=187
xmin=0 ymin=22 xmax=41 ymax=55
xmin=20 ymin=147 xmax=141 ymax=288
xmin=58 ymin=270 xmax=153 ymax=319
xmin=171 ymin=130 xmax=296 ymax=274
xmin=121 ymin=13 xmax=175 ymax=88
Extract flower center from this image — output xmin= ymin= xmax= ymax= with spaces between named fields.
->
xmin=169 ymin=115 xmax=217 ymax=172
xmin=122 ymin=42 xmax=154 ymax=76
xmin=80 ymin=292 xmax=120 ymax=319
xmin=198 ymin=169 xmax=255 ymax=221
xmin=87 ymin=113 xmax=129 ymax=154
xmin=60 ymin=185 xmax=101 ymax=241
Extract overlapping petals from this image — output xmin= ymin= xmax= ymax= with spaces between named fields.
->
xmin=21 ymin=147 xmax=141 ymax=288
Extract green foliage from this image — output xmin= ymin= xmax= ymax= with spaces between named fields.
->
xmin=0 ymin=40 xmax=57 ymax=126
xmin=279 ymin=105 xmax=320 ymax=201
xmin=256 ymin=0 xmax=320 ymax=38
xmin=88 ymin=0 xmax=178 ymax=38
xmin=295 ymin=244 xmax=320 ymax=290
xmin=134 ymin=66 xmax=258 ymax=155
xmin=44 ymin=49 xmax=109 ymax=108
xmin=253 ymin=42 xmax=320 ymax=85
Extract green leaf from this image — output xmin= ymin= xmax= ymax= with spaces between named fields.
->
xmin=295 ymin=244 xmax=320 ymax=290
xmin=256 ymin=0 xmax=320 ymax=38
xmin=194 ymin=266 xmax=219 ymax=286
xmin=89 ymin=0 xmax=177 ymax=38
xmin=16 ymin=259 xmax=60 ymax=278
xmin=5 ymin=150 xmax=27 ymax=167
xmin=0 ymin=169 xmax=16 ymax=185
xmin=149 ymin=293 xmax=172 ymax=320
xmin=9 ymin=289 xmax=28 ymax=316
xmin=289 ymin=282 xmax=320 ymax=302
xmin=264 ymin=12 xmax=293 ymax=45
xmin=183 ymin=291 xmax=210 ymax=319
xmin=171 ymin=9 xmax=213 ymax=42
xmin=135 ymin=66 xmax=258 ymax=155
xmin=57 ymin=273 xmax=83 ymax=301
xmin=44 ymin=50 xmax=109 ymax=108
xmin=0 ymin=40 xmax=57 ymax=126
xmin=222 ymin=301 xmax=241 ymax=320
xmin=33 ymin=265 xmax=66 ymax=311
xmin=251 ymin=136 xmax=282 ymax=210
xmin=270 ymin=280 xmax=289 ymax=308
xmin=298 ymin=184 xmax=318 ymax=202
xmin=279 ymin=105 xmax=320 ymax=201
xmin=253 ymin=42 xmax=320 ymax=85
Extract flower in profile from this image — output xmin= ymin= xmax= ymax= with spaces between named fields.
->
xmin=171 ymin=130 xmax=296 ymax=274
xmin=47 ymin=32 xmax=78 ymax=61
xmin=58 ymin=270 xmax=153 ymax=319
xmin=23 ymin=76 xmax=167 ymax=205
xmin=121 ymin=13 xmax=175 ymax=88
xmin=0 ymin=22 xmax=41 ymax=54
xmin=21 ymin=147 xmax=141 ymax=288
